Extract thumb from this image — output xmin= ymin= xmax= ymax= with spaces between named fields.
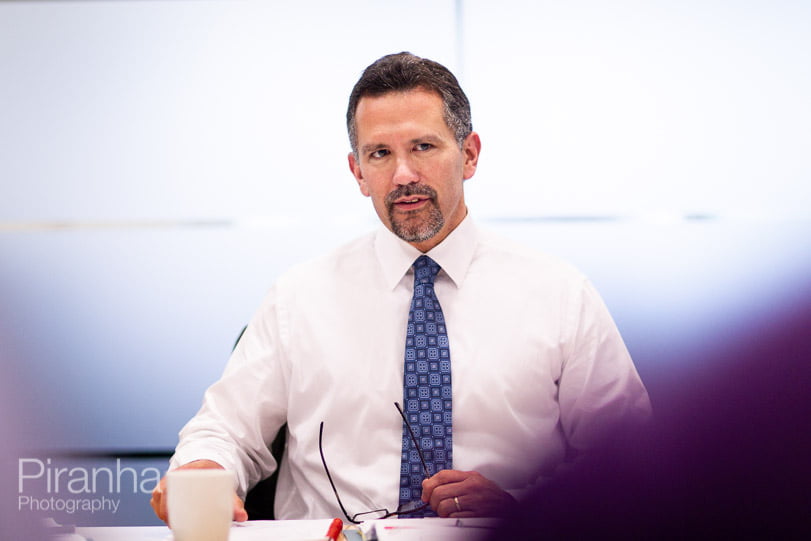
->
xmin=233 ymin=494 xmax=249 ymax=522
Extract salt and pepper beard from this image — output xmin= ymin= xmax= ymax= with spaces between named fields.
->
xmin=385 ymin=184 xmax=444 ymax=243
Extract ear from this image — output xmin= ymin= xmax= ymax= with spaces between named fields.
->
xmin=348 ymin=152 xmax=370 ymax=197
xmin=462 ymin=132 xmax=481 ymax=180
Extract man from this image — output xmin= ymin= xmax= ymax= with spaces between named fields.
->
xmin=151 ymin=52 xmax=650 ymax=522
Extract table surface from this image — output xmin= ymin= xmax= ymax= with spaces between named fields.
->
xmin=66 ymin=518 xmax=498 ymax=541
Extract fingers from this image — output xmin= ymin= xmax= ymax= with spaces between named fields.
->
xmin=420 ymin=469 xmax=471 ymax=507
xmin=149 ymin=477 xmax=168 ymax=523
xmin=421 ymin=469 xmax=517 ymax=518
xmin=233 ymin=493 xmax=248 ymax=522
xmin=421 ymin=469 xmax=466 ymax=496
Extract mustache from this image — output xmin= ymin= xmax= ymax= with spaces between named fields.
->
xmin=384 ymin=184 xmax=438 ymax=207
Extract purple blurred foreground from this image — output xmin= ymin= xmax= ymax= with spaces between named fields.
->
xmin=494 ymin=292 xmax=811 ymax=539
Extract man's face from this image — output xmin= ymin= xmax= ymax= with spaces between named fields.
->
xmin=348 ymin=88 xmax=480 ymax=252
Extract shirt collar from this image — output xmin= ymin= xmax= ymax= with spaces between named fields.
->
xmin=375 ymin=214 xmax=478 ymax=291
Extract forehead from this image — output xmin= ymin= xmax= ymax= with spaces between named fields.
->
xmin=354 ymin=89 xmax=451 ymax=142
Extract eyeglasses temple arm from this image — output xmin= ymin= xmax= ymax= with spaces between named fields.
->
xmin=394 ymin=401 xmax=432 ymax=478
xmin=318 ymin=421 xmax=359 ymax=524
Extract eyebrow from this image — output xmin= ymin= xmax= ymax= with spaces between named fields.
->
xmin=359 ymin=135 xmax=445 ymax=156
xmin=413 ymin=135 xmax=444 ymax=146
xmin=360 ymin=143 xmax=387 ymax=155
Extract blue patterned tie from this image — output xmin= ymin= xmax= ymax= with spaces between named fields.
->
xmin=399 ymin=255 xmax=452 ymax=517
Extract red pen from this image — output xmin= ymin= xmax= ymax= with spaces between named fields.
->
xmin=325 ymin=517 xmax=343 ymax=541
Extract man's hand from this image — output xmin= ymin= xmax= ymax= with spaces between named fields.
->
xmin=421 ymin=470 xmax=517 ymax=518
xmin=150 ymin=459 xmax=248 ymax=524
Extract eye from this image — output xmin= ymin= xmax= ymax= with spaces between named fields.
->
xmin=414 ymin=143 xmax=434 ymax=152
xmin=370 ymin=149 xmax=389 ymax=159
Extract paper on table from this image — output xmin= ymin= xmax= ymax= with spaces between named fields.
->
xmin=75 ymin=525 xmax=170 ymax=541
xmin=75 ymin=522 xmax=331 ymax=541
xmin=228 ymin=519 xmax=332 ymax=541
xmin=370 ymin=518 xmax=496 ymax=541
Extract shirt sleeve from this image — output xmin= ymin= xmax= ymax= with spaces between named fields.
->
xmin=169 ymin=286 xmax=290 ymax=499
xmin=557 ymin=277 xmax=652 ymax=453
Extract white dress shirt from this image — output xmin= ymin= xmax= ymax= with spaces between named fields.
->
xmin=171 ymin=215 xmax=651 ymax=519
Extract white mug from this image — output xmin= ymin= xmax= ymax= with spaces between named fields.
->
xmin=167 ymin=469 xmax=234 ymax=541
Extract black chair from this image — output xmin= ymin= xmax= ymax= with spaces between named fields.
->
xmin=244 ymin=425 xmax=286 ymax=520
xmin=233 ymin=326 xmax=286 ymax=520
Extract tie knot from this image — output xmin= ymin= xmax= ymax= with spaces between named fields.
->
xmin=413 ymin=255 xmax=441 ymax=285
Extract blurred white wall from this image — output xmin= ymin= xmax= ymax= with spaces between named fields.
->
xmin=464 ymin=0 xmax=811 ymax=220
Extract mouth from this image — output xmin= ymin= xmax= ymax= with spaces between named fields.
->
xmin=386 ymin=185 xmax=438 ymax=214
xmin=392 ymin=195 xmax=431 ymax=211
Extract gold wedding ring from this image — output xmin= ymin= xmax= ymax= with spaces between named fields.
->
xmin=453 ymin=496 xmax=462 ymax=512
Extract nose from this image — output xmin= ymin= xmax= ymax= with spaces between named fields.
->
xmin=392 ymin=156 xmax=419 ymax=186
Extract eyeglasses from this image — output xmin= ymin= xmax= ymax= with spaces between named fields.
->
xmin=318 ymin=401 xmax=431 ymax=523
